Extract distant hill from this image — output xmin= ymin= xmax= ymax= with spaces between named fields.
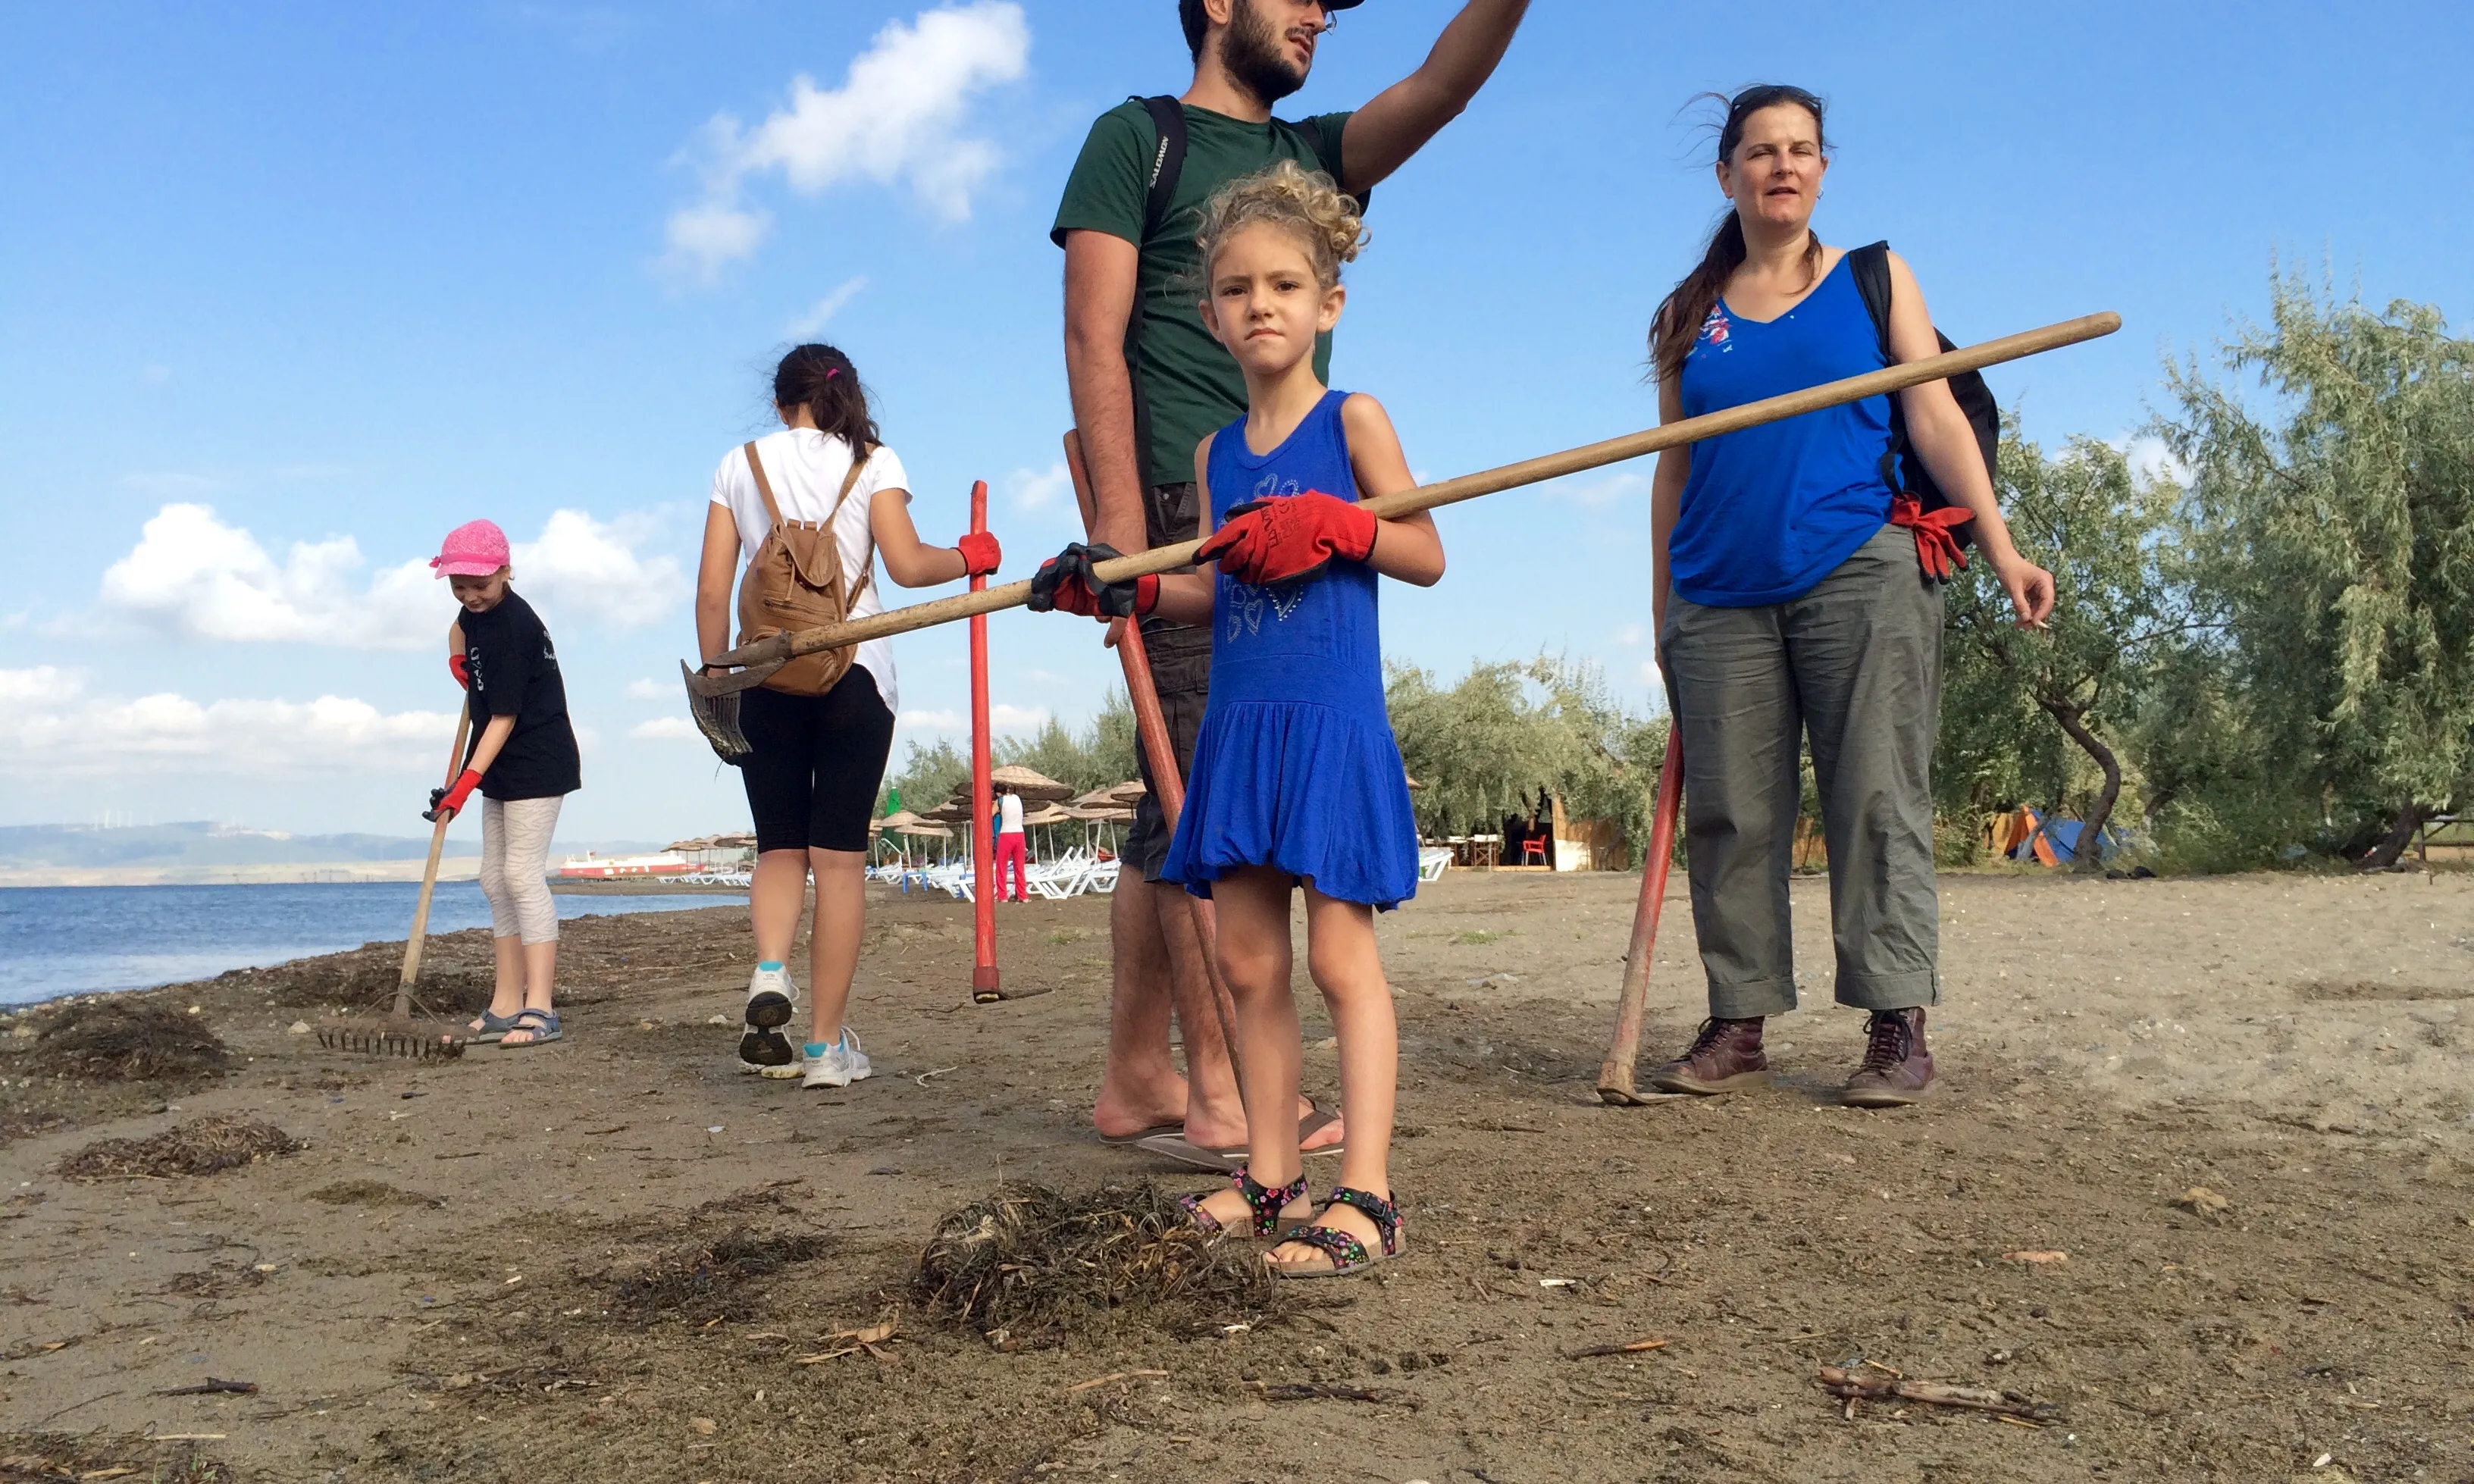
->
xmin=0 ymin=822 xmax=661 ymax=871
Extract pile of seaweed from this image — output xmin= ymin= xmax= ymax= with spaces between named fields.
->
xmin=27 ymin=1001 xmax=228 ymax=1083
xmin=58 ymin=1114 xmax=300 ymax=1179
xmin=914 ymin=1182 xmax=1289 ymax=1346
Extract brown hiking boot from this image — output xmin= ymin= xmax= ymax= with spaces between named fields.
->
xmin=1646 ymin=1017 xmax=1771 ymax=1095
xmin=1842 ymin=1008 xmax=1935 ymax=1107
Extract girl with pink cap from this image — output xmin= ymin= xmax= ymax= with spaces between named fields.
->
xmin=431 ymin=518 xmax=582 ymax=1048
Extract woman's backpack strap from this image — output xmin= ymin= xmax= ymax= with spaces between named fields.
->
xmin=1849 ymin=240 xmax=1894 ymax=352
xmin=825 ymin=452 xmax=874 ymax=605
xmin=743 ymin=440 xmax=784 ymax=529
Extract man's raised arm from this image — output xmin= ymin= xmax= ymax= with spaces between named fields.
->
xmin=1063 ymin=229 xmax=1151 ymax=555
xmin=1339 ymin=0 xmax=1530 ymax=194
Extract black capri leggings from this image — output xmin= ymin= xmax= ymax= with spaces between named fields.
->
xmin=738 ymin=665 xmax=897 ymax=854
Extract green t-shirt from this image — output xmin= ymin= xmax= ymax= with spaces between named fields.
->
xmin=1052 ymin=101 xmax=1356 ymax=491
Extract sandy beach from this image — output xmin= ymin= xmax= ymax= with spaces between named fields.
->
xmin=2 ymin=867 xmax=2469 ymax=1482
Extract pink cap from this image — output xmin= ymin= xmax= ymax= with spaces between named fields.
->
xmin=431 ymin=519 xmax=510 ymax=578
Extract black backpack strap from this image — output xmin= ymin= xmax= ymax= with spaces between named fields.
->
xmin=1121 ymin=95 xmax=1189 ymax=506
xmin=1847 ymin=241 xmax=1904 ymax=496
xmin=1135 ymin=95 xmax=1188 ymax=242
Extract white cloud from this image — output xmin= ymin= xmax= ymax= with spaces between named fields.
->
xmin=630 ymin=715 xmax=699 ymax=740
xmin=897 ymin=708 xmax=963 ymax=729
xmin=1005 ymin=461 xmax=1073 ymax=515
xmin=1545 ymin=470 xmax=1652 ymax=510
xmin=664 ymin=2 xmax=1030 ymax=281
xmin=101 ymin=503 xmax=437 ymax=650
xmin=1613 ymin=622 xmax=1646 ymax=647
xmin=625 ymin=678 xmax=665 ymax=700
xmin=511 ymin=509 xmax=687 ymax=630
xmin=0 ymin=667 xmax=457 ymax=778
xmin=94 ymin=503 xmax=686 ymax=648
xmin=786 ymin=275 xmax=869 ymax=339
xmin=2115 ymin=434 xmax=2191 ymax=488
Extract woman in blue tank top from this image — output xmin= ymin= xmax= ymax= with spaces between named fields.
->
xmin=1644 ymin=86 xmax=2055 ymax=1109
xmin=1029 ymin=162 xmax=1442 ymax=1280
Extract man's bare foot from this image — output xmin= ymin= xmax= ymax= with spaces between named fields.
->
xmin=1178 ymin=1096 xmax=1345 ymax=1155
xmin=1093 ymin=1077 xmax=1188 ymax=1142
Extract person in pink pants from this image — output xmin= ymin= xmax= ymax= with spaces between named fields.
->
xmin=993 ymin=784 xmax=1031 ymax=903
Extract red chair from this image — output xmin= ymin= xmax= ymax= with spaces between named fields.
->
xmin=1520 ymin=837 xmax=1548 ymax=866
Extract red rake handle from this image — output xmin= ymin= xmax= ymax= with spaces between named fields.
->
xmin=968 ymin=479 xmax=999 ymax=999
xmin=1596 ymin=728 xmax=1683 ymax=1102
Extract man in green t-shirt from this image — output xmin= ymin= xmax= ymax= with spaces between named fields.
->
xmin=1055 ymin=0 xmax=1528 ymax=1166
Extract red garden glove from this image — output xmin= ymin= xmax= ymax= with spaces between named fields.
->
xmin=1890 ymin=493 xmax=1972 ymax=581
xmin=1195 ymin=490 xmax=1376 ymax=587
xmin=425 ymin=769 xmax=482 ymax=822
xmin=447 ymin=653 xmax=471 ymax=688
xmin=1026 ymin=543 xmax=1157 ymax=620
xmin=956 ymin=531 xmax=1001 ymax=578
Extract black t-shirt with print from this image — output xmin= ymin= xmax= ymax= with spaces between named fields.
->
xmin=457 ymin=590 xmax=581 ymax=801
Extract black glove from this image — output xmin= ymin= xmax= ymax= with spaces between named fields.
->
xmin=1026 ymin=543 xmax=1156 ymax=619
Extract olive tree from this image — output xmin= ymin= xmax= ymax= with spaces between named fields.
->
xmin=2159 ymin=274 xmax=2474 ymax=866
xmin=1943 ymin=428 xmax=2187 ymax=870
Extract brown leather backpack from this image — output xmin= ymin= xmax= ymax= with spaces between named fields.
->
xmin=734 ymin=439 xmax=873 ymax=697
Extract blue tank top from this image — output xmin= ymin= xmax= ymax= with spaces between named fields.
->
xmin=1202 ymin=390 xmax=1385 ymax=715
xmin=1670 ymin=254 xmax=1894 ymax=607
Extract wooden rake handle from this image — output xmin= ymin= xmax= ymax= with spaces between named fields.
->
xmin=703 ymin=312 xmax=2119 ymax=671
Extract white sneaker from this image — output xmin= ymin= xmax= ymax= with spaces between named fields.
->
xmin=800 ymin=1029 xmax=872 ymax=1088
xmin=744 ymin=965 xmax=797 ymax=1029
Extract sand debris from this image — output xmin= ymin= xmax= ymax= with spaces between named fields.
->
xmin=305 ymin=1180 xmax=442 ymax=1209
xmin=914 ymin=1182 xmax=1289 ymax=1345
xmin=57 ymin=1116 xmax=301 ymax=1179
xmin=25 ymin=1002 xmax=229 ymax=1084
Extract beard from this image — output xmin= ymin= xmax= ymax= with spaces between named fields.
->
xmin=1221 ymin=0 xmax=1307 ymax=106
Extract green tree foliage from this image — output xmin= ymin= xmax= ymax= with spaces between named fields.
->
xmin=2159 ymin=273 xmax=2474 ymax=865
xmin=1942 ymin=427 xmax=2186 ymax=870
xmin=1386 ymin=656 xmax=1668 ymax=850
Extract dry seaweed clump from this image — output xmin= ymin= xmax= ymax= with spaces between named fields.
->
xmin=604 ymin=1226 xmax=831 ymax=1326
xmin=28 ymin=1000 xmax=229 ymax=1083
xmin=915 ymin=1182 xmax=1289 ymax=1345
xmin=58 ymin=1115 xmax=300 ymax=1179
xmin=0 ymin=1432 xmax=239 ymax=1482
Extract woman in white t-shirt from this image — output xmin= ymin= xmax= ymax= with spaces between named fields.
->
xmin=694 ymin=343 xmax=1001 ymax=1090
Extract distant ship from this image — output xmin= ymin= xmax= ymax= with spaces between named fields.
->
xmin=554 ymin=850 xmax=694 ymax=881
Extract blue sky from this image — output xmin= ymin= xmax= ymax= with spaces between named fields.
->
xmin=4 ymin=0 xmax=2468 ymax=846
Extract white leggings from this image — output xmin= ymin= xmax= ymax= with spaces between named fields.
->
xmin=478 ymin=795 xmax=563 ymax=944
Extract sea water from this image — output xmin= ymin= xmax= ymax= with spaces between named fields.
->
xmin=0 ymin=881 xmax=731 ymax=1007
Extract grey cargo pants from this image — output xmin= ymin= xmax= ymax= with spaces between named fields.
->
xmin=1659 ymin=525 xmax=1943 ymax=1019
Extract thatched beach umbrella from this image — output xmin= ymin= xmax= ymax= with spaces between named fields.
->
xmin=988 ymin=764 xmax=1073 ymax=804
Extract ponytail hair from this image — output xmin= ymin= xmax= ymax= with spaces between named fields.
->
xmin=772 ymin=343 xmax=880 ymax=459
xmin=1649 ymin=84 xmax=1829 ymax=384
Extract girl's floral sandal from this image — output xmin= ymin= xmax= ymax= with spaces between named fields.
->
xmin=1270 ymin=1186 xmax=1403 ymax=1279
xmin=1181 ymin=1166 xmax=1311 ymax=1239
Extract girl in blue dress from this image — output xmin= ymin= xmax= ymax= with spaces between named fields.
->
xmin=1030 ymin=161 xmax=1442 ymax=1276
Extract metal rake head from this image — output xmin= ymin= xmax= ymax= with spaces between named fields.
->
xmin=680 ymin=659 xmax=763 ymax=763
xmin=315 ymin=1018 xmax=468 ymax=1062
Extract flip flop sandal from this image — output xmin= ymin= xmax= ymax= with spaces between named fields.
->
xmin=1133 ymin=1103 xmax=1348 ymax=1172
xmin=1098 ymin=1122 xmax=1184 ymax=1148
xmin=1271 ymin=1186 xmax=1403 ymax=1279
xmin=499 ymin=1010 xmax=562 ymax=1048
xmin=465 ymin=1008 xmax=521 ymax=1044
xmin=1181 ymin=1166 xmax=1311 ymax=1239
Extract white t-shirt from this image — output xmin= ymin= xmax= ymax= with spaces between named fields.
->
xmin=997 ymin=793 xmax=1026 ymax=835
xmin=709 ymin=428 xmax=908 ymax=712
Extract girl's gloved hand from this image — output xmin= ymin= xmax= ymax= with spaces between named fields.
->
xmin=1027 ymin=543 xmax=1157 ymax=620
xmin=956 ymin=531 xmax=1002 ymax=577
xmin=425 ymin=769 xmax=482 ymax=823
xmin=1196 ymin=490 xmax=1376 ymax=587
xmin=447 ymin=653 xmax=471 ymax=688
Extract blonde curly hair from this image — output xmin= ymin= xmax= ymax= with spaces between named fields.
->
xmin=1193 ymin=159 xmax=1369 ymax=292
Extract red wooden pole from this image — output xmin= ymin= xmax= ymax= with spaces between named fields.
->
xmin=967 ymin=478 xmax=1001 ymax=1003
xmin=1596 ymin=727 xmax=1686 ymax=1104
